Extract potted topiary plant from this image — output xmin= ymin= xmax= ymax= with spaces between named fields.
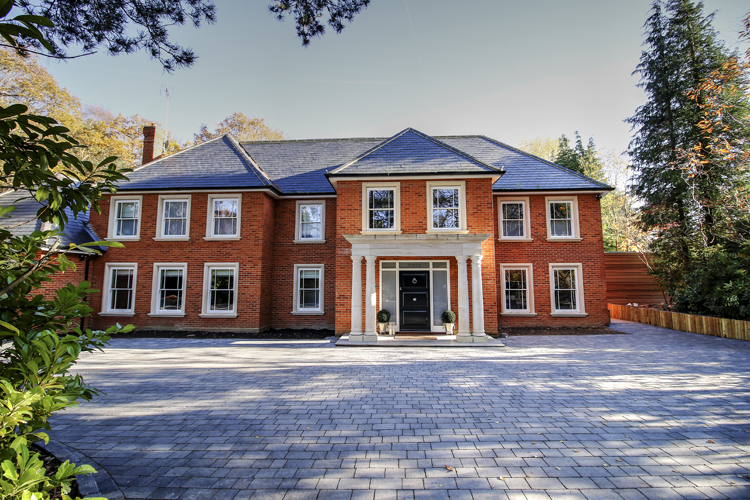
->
xmin=441 ymin=310 xmax=456 ymax=334
xmin=377 ymin=309 xmax=391 ymax=333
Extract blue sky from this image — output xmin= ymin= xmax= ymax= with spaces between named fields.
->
xmin=42 ymin=0 xmax=749 ymax=155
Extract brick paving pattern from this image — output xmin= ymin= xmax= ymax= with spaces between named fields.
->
xmin=50 ymin=319 xmax=750 ymax=499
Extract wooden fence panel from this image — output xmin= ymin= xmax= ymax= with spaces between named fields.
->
xmin=604 ymin=252 xmax=664 ymax=305
xmin=608 ymin=304 xmax=750 ymax=342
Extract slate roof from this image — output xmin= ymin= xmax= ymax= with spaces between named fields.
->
xmin=113 ymin=128 xmax=611 ymax=195
xmin=116 ymin=135 xmax=274 ymax=191
xmin=0 ymin=190 xmax=100 ymax=250
xmin=328 ymin=128 xmax=503 ymax=177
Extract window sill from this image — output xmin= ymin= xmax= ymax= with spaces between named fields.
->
xmin=293 ymin=239 xmax=327 ymax=244
xmin=199 ymin=313 xmax=238 ymax=318
xmin=501 ymin=312 xmax=537 ymax=317
xmin=550 ymin=312 xmax=588 ymax=317
xmin=546 ymin=237 xmax=583 ymax=242
xmin=291 ymin=311 xmax=325 ymax=315
xmin=99 ymin=312 xmax=135 ymax=317
xmin=105 ymin=237 xmax=140 ymax=241
xmin=148 ymin=312 xmax=186 ymax=317
xmin=498 ymin=237 xmax=534 ymax=242
xmin=360 ymin=230 xmax=402 ymax=235
xmin=154 ymin=237 xmax=190 ymax=242
xmin=203 ymin=236 xmax=241 ymax=241
xmin=425 ymin=229 xmax=470 ymax=235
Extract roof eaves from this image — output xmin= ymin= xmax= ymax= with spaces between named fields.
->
xmin=478 ymin=135 xmax=613 ymax=190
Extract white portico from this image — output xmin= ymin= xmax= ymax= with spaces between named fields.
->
xmin=345 ymin=233 xmax=491 ymax=343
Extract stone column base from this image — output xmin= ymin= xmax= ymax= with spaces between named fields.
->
xmin=349 ymin=333 xmax=378 ymax=342
xmin=456 ymin=335 xmax=474 ymax=343
xmin=471 ymin=334 xmax=490 ymax=343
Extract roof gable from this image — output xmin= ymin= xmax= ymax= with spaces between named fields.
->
xmin=116 ymin=135 xmax=271 ymax=191
xmin=328 ymin=128 xmax=503 ymax=177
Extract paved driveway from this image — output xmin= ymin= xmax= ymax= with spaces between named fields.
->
xmin=50 ymin=320 xmax=750 ymax=500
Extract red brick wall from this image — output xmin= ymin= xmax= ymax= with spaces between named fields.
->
xmin=334 ymin=178 xmax=498 ymax=335
xmin=270 ymin=198 xmax=337 ymax=330
xmin=494 ymin=193 xmax=609 ymax=327
xmin=88 ymin=192 xmax=276 ymax=331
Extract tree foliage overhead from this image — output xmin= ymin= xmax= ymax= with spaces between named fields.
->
xmin=193 ymin=112 xmax=284 ymax=144
xmin=627 ymin=0 xmax=750 ymax=319
xmin=270 ymin=0 xmax=370 ymax=46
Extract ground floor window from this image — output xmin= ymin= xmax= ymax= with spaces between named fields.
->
xmin=500 ymin=264 xmax=534 ymax=315
xmin=150 ymin=263 xmax=187 ymax=315
xmin=102 ymin=263 xmax=137 ymax=315
xmin=549 ymin=263 xmax=585 ymax=315
xmin=293 ymin=264 xmax=324 ymax=314
xmin=201 ymin=263 xmax=239 ymax=317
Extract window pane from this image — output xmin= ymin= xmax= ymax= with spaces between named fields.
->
xmin=301 ymin=289 xmax=319 ymax=309
xmin=433 ymin=208 xmax=459 ymax=229
xmin=505 ymin=269 xmax=527 ymax=310
xmin=300 ymin=222 xmax=321 ymax=239
xmin=117 ymin=219 xmax=136 ymax=236
xmin=300 ymin=205 xmax=321 ymax=223
xmin=165 ymin=219 xmax=186 ymax=236
xmin=502 ymin=203 xmax=522 ymax=220
xmin=502 ymin=203 xmax=524 ymax=237
xmin=110 ymin=268 xmax=133 ymax=311
xmin=551 ymin=220 xmax=572 ymax=237
xmin=551 ymin=202 xmax=570 ymax=220
xmin=432 ymin=270 xmax=449 ymax=325
xmin=214 ymin=200 xmax=238 ymax=218
xmin=215 ymin=218 xmax=237 ymax=235
xmin=382 ymin=270 xmax=397 ymax=321
xmin=117 ymin=201 xmax=137 ymax=218
xmin=298 ymin=269 xmax=320 ymax=310
xmin=369 ymin=190 xmax=393 ymax=209
xmin=166 ymin=201 xmax=187 ymax=218
xmin=212 ymin=290 xmax=233 ymax=310
xmin=113 ymin=269 xmax=133 ymax=289
xmin=503 ymin=220 xmax=521 ymax=237
xmin=111 ymin=289 xmax=131 ymax=310
xmin=554 ymin=269 xmax=577 ymax=310
xmin=369 ymin=209 xmax=394 ymax=229
xmin=433 ymin=188 xmax=458 ymax=208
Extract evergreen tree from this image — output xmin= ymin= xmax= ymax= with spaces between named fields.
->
xmin=554 ymin=131 xmax=605 ymax=182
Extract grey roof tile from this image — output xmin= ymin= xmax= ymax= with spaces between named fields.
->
xmin=329 ymin=128 xmax=502 ymax=176
xmin=0 ymin=190 xmax=98 ymax=249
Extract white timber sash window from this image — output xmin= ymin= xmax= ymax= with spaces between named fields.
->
xmin=426 ymin=181 xmax=467 ymax=233
xmin=294 ymin=200 xmax=326 ymax=243
xmin=206 ymin=195 xmax=241 ymax=240
xmin=150 ymin=264 xmax=187 ymax=316
xmin=101 ymin=263 xmax=137 ymax=315
xmin=545 ymin=196 xmax=580 ymax=240
xmin=293 ymin=264 xmax=324 ymax=314
xmin=201 ymin=263 xmax=239 ymax=317
xmin=362 ymin=182 xmax=401 ymax=233
xmin=498 ymin=197 xmax=531 ymax=241
xmin=500 ymin=264 xmax=535 ymax=316
xmin=156 ymin=195 xmax=191 ymax=240
xmin=107 ymin=196 xmax=143 ymax=240
xmin=549 ymin=263 xmax=586 ymax=316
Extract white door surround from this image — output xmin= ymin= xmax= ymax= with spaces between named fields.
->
xmin=344 ymin=233 xmax=491 ymax=343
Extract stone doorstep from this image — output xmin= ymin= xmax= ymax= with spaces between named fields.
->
xmin=335 ymin=335 xmax=506 ymax=347
xmin=39 ymin=440 xmax=125 ymax=500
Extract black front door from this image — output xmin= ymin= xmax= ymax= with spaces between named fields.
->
xmin=400 ymin=271 xmax=430 ymax=331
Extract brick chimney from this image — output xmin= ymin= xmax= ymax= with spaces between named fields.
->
xmin=142 ymin=125 xmax=165 ymax=165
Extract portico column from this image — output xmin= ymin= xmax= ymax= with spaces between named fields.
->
xmin=364 ymin=255 xmax=378 ymax=341
xmin=350 ymin=255 xmax=363 ymax=341
xmin=471 ymin=254 xmax=488 ymax=342
xmin=455 ymin=255 xmax=472 ymax=343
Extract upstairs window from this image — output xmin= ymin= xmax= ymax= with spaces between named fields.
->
xmin=107 ymin=196 xmax=143 ymax=239
xmin=295 ymin=201 xmax=326 ymax=243
xmin=498 ymin=198 xmax=531 ymax=240
xmin=426 ymin=181 xmax=466 ymax=233
xmin=206 ymin=195 xmax=241 ymax=239
xmin=362 ymin=183 xmax=400 ymax=233
xmin=545 ymin=196 xmax=580 ymax=240
xmin=156 ymin=195 xmax=191 ymax=240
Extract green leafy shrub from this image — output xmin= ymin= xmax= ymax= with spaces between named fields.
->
xmin=376 ymin=309 xmax=390 ymax=323
xmin=441 ymin=310 xmax=456 ymax=324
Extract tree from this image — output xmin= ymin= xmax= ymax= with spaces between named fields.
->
xmin=627 ymin=1 xmax=750 ymax=319
xmin=518 ymin=136 xmax=558 ymax=162
xmin=7 ymin=0 xmax=370 ymax=71
xmin=193 ymin=112 xmax=283 ymax=144
xmin=554 ymin=132 xmax=606 ymax=182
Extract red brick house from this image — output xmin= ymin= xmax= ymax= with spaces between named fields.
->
xmin=14 ymin=127 xmax=613 ymax=341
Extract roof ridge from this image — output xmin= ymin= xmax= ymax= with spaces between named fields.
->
xmin=224 ymin=134 xmax=277 ymax=189
xmin=241 ymin=136 xmax=389 ymax=144
xmin=475 ymin=135 xmax=613 ymax=189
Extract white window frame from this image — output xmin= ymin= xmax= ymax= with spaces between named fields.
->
xmin=200 ymin=263 xmax=239 ymax=318
xmin=292 ymin=264 xmax=325 ymax=315
xmin=498 ymin=197 xmax=532 ymax=241
xmin=499 ymin=264 xmax=536 ymax=316
xmin=107 ymin=195 xmax=143 ymax=240
xmin=149 ymin=263 xmax=188 ymax=316
xmin=294 ymin=200 xmax=326 ymax=243
xmin=155 ymin=195 xmax=191 ymax=241
xmin=549 ymin=263 xmax=587 ymax=317
xmin=205 ymin=194 xmax=242 ymax=240
xmin=361 ymin=182 xmax=401 ymax=234
xmin=426 ymin=180 xmax=468 ymax=234
xmin=545 ymin=196 xmax=581 ymax=241
xmin=101 ymin=263 xmax=138 ymax=316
